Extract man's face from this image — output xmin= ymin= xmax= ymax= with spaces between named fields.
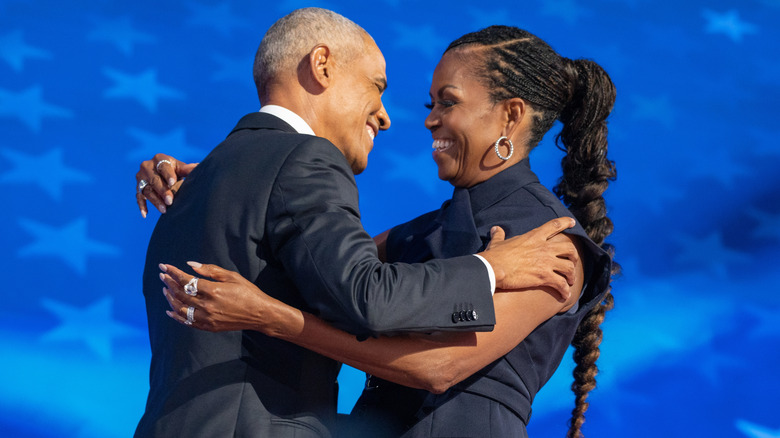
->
xmin=325 ymin=37 xmax=391 ymax=174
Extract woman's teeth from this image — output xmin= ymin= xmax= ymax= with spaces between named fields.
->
xmin=432 ymin=139 xmax=453 ymax=152
xmin=366 ymin=126 xmax=375 ymax=140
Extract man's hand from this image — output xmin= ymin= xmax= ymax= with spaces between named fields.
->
xmin=478 ymin=218 xmax=579 ymax=302
xmin=136 ymin=153 xmax=198 ymax=217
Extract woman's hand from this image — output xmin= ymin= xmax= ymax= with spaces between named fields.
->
xmin=160 ymin=261 xmax=304 ymax=336
xmin=136 ymin=153 xmax=198 ymax=217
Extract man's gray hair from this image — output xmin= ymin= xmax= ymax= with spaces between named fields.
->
xmin=254 ymin=8 xmax=368 ymax=100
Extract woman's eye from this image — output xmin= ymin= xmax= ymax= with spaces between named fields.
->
xmin=424 ymin=100 xmax=455 ymax=110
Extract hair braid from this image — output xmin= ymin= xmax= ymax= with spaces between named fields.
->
xmin=554 ymin=58 xmax=618 ymax=438
xmin=447 ymin=26 xmax=618 ymax=437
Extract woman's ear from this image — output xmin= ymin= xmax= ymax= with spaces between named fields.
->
xmin=503 ymin=98 xmax=527 ymax=138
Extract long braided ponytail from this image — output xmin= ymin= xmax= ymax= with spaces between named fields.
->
xmin=555 ymin=58 xmax=618 ymax=438
xmin=447 ymin=26 xmax=618 ymax=437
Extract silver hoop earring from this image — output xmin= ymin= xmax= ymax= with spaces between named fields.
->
xmin=494 ymin=136 xmax=514 ymax=161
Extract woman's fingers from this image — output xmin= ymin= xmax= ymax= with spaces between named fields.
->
xmin=187 ymin=261 xmax=244 ymax=284
xmin=161 ymin=263 xmax=206 ymax=289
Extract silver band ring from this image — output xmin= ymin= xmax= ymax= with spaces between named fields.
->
xmin=186 ymin=306 xmax=195 ymax=325
xmin=137 ymin=179 xmax=149 ymax=194
xmin=184 ymin=277 xmax=199 ymax=296
xmin=156 ymin=159 xmax=173 ymax=172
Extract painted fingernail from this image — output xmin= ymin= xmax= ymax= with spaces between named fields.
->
xmin=162 ymin=287 xmax=167 ymax=296
xmin=159 ymin=205 xmax=167 ymax=214
xmin=159 ymin=272 xmax=166 ymax=282
xmin=168 ymin=178 xmax=176 ymax=187
xmin=165 ymin=195 xmax=173 ymax=206
xmin=187 ymin=261 xmax=203 ymax=268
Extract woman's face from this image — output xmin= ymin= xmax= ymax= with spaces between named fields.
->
xmin=425 ymin=50 xmax=510 ymax=188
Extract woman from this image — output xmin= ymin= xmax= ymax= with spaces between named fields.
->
xmin=148 ymin=25 xmax=617 ymax=437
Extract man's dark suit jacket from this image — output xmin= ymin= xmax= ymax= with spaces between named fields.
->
xmin=134 ymin=112 xmax=496 ymax=437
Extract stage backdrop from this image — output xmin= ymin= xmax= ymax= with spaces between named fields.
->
xmin=1 ymin=0 xmax=778 ymax=437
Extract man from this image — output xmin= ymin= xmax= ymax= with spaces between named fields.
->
xmin=134 ymin=8 xmax=577 ymax=438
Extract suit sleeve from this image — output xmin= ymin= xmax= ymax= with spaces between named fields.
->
xmin=266 ymin=138 xmax=496 ymax=337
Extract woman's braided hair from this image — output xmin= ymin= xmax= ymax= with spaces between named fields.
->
xmin=446 ymin=26 xmax=618 ymax=437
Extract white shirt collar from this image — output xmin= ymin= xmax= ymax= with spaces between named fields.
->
xmin=259 ymin=105 xmax=315 ymax=136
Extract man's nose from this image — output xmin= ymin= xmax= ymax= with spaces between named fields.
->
xmin=378 ymin=103 xmax=391 ymax=131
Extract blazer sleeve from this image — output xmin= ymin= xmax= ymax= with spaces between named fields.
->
xmin=266 ymin=138 xmax=496 ymax=337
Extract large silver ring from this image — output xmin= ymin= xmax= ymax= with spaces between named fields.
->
xmin=137 ymin=179 xmax=149 ymax=194
xmin=186 ymin=306 xmax=195 ymax=325
xmin=156 ymin=159 xmax=173 ymax=172
xmin=184 ymin=277 xmax=199 ymax=296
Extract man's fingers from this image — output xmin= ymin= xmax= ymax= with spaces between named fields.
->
xmin=553 ymin=258 xmax=576 ymax=287
xmin=547 ymin=238 xmax=579 ymax=264
xmin=550 ymin=277 xmax=570 ymax=302
xmin=490 ymin=226 xmax=506 ymax=242
xmin=539 ymin=217 xmax=576 ymax=241
xmin=485 ymin=226 xmax=506 ymax=250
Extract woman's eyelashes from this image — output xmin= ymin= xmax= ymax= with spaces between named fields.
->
xmin=424 ymin=100 xmax=456 ymax=110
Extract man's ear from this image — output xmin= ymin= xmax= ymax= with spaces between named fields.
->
xmin=503 ymin=98 xmax=528 ymax=139
xmin=308 ymin=44 xmax=332 ymax=89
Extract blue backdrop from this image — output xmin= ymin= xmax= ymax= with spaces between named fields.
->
xmin=1 ymin=0 xmax=778 ymax=437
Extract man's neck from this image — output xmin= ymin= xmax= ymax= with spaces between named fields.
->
xmin=259 ymin=104 xmax=315 ymax=136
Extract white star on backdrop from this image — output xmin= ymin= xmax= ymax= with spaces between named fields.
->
xmin=17 ymin=217 xmax=120 ymax=275
xmin=103 ymin=67 xmax=185 ymax=112
xmin=87 ymin=16 xmax=156 ymax=56
xmin=0 ymin=86 xmax=73 ymax=132
xmin=0 ymin=29 xmax=51 ymax=72
xmin=40 ymin=297 xmax=142 ymax=360
xmin=0 ymin=148 xmax=92 ymax=201
xmin=702 ymin=9 xmax=758 ymax=42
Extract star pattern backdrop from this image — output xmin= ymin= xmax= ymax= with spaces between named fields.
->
xmin=1 ymin=0 xmax=778 ymax=437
